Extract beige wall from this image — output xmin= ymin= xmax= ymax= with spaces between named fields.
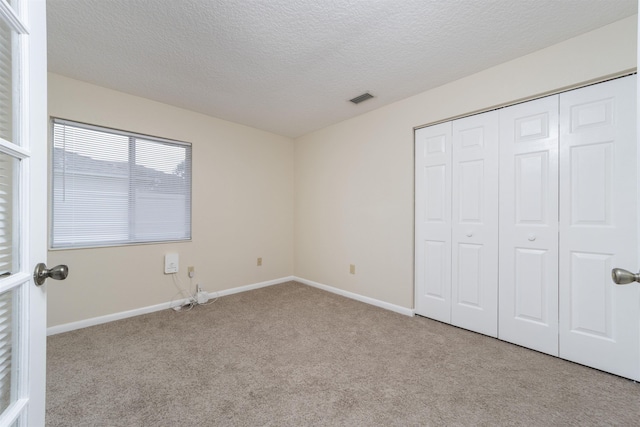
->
xmin=294 ymin=16 xmax=638 ymax=309
xmin=47 ymin=74 xmax=295 ymax=327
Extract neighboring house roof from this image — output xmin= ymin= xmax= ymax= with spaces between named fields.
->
xmin=52 ymin=147 xmax=188 ymax=193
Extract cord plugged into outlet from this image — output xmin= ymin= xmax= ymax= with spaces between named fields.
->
xmin=171 ymin=277 xmax=217 ymax=312
xmin=196 ymin=284 xmax=209 ymax=304
xmin=172 ymin=298 xmax=196 ymax=312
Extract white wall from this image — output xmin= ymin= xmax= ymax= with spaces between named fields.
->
xmin=294 ymin=16 xmax=638 ymax=309
xmin=47 ymin=74 xmax=294 ymax=328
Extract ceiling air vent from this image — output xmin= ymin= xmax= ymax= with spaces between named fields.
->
xmin=349 ymin=93 xmax=374 ymax=104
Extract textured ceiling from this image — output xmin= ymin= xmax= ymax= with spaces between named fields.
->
xmin=47 ymin=0 xmax=637 ymax=138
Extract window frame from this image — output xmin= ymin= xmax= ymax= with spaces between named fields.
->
xmin=49 ymin=117 xmax=193 ymax=250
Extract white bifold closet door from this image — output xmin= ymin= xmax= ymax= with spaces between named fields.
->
xmin=415 ymin=122 xmax=452 ymax=323
xmin=415 ymin=75 xmax=638 ymax=380
xmin=558 ymin=76 xmax=639 ymax=380
xmin=498 ymin=95 xmax=559 ymax=355
xmin=414 ymin=111 xmax=499 ymax=337
xmin=451 ymin=112 xmax=499 ymax=337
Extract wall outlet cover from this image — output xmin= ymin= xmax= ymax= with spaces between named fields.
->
xmin=164 ymin=253 xmax=179 ymax=274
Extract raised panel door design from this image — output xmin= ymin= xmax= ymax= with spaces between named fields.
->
xmin=460 ymin=126 xmax=484 ymax=148
xmin=424 ymin=165 xmax=446 ymax=222
xmin=570 ymin=142 xmax=613 ymax=225
xmin=559 ymin=75 xmax=639 ymax=380
xmin=458 ymin=160 xmax=483 ymax=223
xmin=425 ymin=134 xmax=447 ymax=154
xmin=424 ymin=240 xmax=447 ymax=300
xmin=569 ymin=251 xmax=613 ymax=339
xmin=570 ymin=99 xmax=613 ymax=132
xmin=415 ymin=123 xmax=452 ymax=323
xmin=514 ymin=248 xmax=548 ymax=324
xmin=499 ymin=95 xmax=559 ymax=356
xmin=515 ymin=152 xmax=548 ymax=224
xmin=457 ymin=243 xmax=482 ymax=307
xmin=451 ymin=111 xmax=498 ymax=337
xmin=515 ymin=113 xmax=550 ymax=141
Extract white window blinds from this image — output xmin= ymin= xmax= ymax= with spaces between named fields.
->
xmin=51 ymin=119 xmax=192 ymax=249
xmin=0 ymin=19 xmax=12 ymax=143
xmin=0 ymin=290 xmax=13 ymax=413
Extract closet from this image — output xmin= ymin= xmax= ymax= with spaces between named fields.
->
xmin=414 ymin=75 xmax=639 ymax=380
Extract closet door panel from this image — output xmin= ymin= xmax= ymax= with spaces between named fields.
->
xmin=559 ymin=76 xmax=639 ymax=380
xmin=415 ymin=123 xmax=452 ymax=322
xmin=451 ymin=111 xmax=499 ymax=337
xmin=499 ymin=95 xmax=559 ymax=355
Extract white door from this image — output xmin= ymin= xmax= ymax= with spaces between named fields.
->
xmin=0 ymin=0 xmax=49 ymax=425
xmin=498 ymin=95 xmax=560 ymax=355
xmin=451 ymin=111 xmax=499 ymax=337
xmin=415 ymin=122 xmax=452 ymax=323
xmin=559 ymin=76 xmax=639 ymax=380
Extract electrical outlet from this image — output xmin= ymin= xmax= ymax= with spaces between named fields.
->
xmin=188 ymin=266 xmax=195 ymax=278
xmin=350 ymin=264 xmax=356 ymax=274
xmin=257 ymin=257 xmax=262 ymax=266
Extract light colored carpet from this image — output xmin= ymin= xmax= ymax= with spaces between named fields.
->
xmin=47 ymin=281 xmax=640 ymax=426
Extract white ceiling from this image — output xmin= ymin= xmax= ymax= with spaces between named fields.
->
xmin=47 ymin=0 xmax=637 ymax=138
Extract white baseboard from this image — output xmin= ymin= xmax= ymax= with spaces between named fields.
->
xmin=212 ymin=276 xmax=295 ymax=298
xmin=47 ymin=275 xmax=413 ymax=335
xmin=47 ymin=300 xmax=178 ymax=336
xmin=47 ymin=276 xmax=295 ymax=336
xmin=293 ymin=276 xmax=414 ymax=317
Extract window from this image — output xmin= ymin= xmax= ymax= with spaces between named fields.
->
xmin=51 ymin=119 xmax=192 ymax=249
